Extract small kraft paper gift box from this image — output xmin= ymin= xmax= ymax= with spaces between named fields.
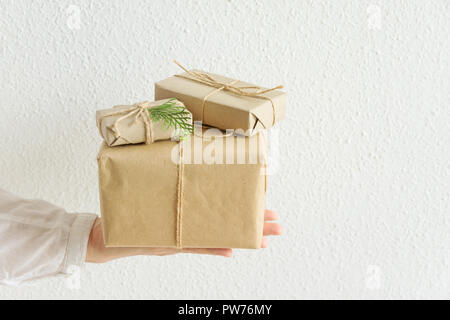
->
xmin=96 ymin=98 xmax=193 ymax=147
xmin=97 ymin=129 xmax=267 ymax=249
xmin=155 ymin=61 xmax=287 ymax=136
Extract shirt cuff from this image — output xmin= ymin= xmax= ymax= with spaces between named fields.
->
xmin=61 ymin=213 xmax=97 ymax=275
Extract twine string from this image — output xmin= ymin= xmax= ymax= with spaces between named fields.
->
xmin=176 ymin=140 xmax=185 ymax=248
xmin=173 ymin=60 xmax=283 ymax=127
xmin=97 ymin=101 xmax=154 ymax=145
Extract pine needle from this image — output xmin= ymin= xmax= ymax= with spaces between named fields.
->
xmin=148 ymin=98 xmax=194 ymax=138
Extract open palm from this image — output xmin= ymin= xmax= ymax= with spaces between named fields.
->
xmin=87 ymin=210 xmax=282 ymax=263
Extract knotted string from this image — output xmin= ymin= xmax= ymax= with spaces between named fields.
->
xmin=173 ymin=60 xmax=283 ymax=128
xmin=97 ymin=101 xmax=155 ymax=145
xmin=176 ymin=140 xmax=185 ymax=248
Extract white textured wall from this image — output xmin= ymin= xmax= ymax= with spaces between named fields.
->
xmin=0 ymin=0 xmax=449 ymax=299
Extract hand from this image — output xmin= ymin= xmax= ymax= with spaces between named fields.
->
xmin=86 ymin=210 xmax=282 ymax=263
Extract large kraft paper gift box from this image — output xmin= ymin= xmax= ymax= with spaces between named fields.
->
xmin=155 ymin=62 xmax=286 ymax=135
xmin=97 ymin=131 xmax=267 ymax=249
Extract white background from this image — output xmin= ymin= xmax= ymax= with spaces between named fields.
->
xmin=0 ymin=0 xmax=449 ymax=299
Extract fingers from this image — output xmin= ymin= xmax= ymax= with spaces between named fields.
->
xmin=262 ymin=210 xmax=281 ymax=248
xmin=261 ymin=237 xmax=269 ymax=248
xmin=148 ymin=212 xmax=281 ymax=256
xmin=264 ymin=210 xmax=278 ymax=221
xmin=182 ymin=248 xmax=233 ymax=258
xmin=263 ymin=222 xmax=283 ymax=236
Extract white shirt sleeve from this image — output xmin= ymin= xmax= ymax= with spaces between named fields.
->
xmin=0 ymin=188 xmax=97 ymax=286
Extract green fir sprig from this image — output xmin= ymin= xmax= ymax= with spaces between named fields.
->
xmin=148 ymin=98 xmax=194 ymax=138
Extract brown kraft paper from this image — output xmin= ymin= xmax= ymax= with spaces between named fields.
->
xmin=155 ymin=69 xmax=286 ymax=135
xmin=97 ymin=131 xmax=267 ymax=249
xmin=96 ymin=99 xmax=192 ymax=147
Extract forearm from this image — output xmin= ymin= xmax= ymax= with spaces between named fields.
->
xmin=0 ymin=188 xmax=96 ymax=285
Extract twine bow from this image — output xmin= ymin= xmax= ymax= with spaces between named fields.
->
xmin=173 ymin=60 xmax=283 ymax=127
xmin=97 ymin=101 xmax=155 ymax=145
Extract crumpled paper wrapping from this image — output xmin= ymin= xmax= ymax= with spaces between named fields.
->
xmin=96 ymin=98 xmax=192 ymax=147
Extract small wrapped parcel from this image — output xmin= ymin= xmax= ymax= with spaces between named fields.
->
xmin=155 ymin=61 xmax=286 ymax=135
xmin=96 ymin=98 xmax=192 ymax=147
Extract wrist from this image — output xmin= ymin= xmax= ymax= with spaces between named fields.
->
xmin=86 ymin=217 xmax=107 ymax=263
xmin=86 ymin=217 xmax=143 ymax=263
